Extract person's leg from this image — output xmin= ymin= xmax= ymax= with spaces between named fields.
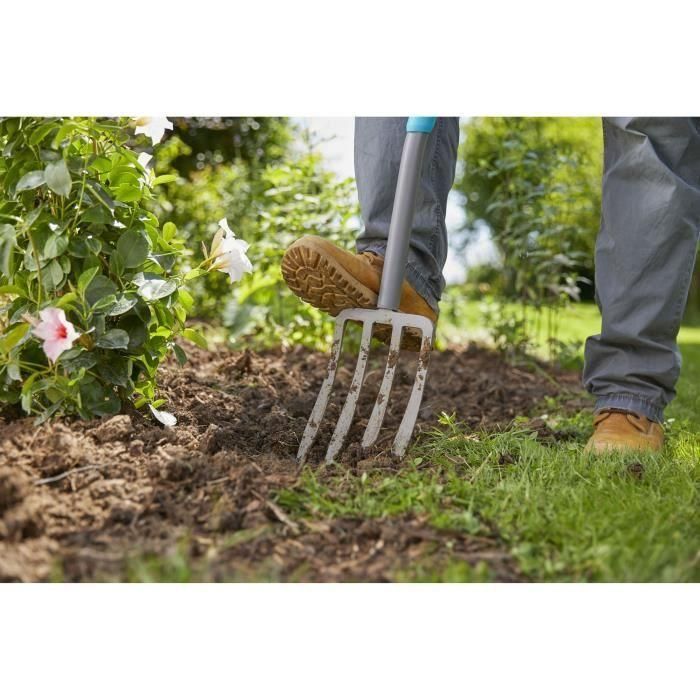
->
xmin=583 ymin=117 xmax=700 ymax=424
xmin=354 ymin=117 xmax=460 ymax=313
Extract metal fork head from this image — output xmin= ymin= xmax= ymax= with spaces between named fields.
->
xmin=296 ymin=307 xmax=434 ymax=465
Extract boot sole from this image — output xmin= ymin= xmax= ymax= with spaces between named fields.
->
xmin=281 ymin=242 xmax=424 ymax=352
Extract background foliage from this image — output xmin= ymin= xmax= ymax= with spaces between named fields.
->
xmin=453 ymin=117 xmax=603 ymax=357
xmin=168 ymin=117 xmax=292 ymax=176
xmin=152 ymin=124 xmax=358 ymax=349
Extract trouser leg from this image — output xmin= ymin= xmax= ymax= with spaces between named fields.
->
xmin=583 ymin=117 xmax=700 ymax=421
xmin=354 ymin=117 xmax=460 ymax=313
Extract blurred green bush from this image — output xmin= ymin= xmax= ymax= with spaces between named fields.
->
xmin=454 ymin=117 xmax=603 ymax=356
xmin=151 ymin=124 xmax=358 ymax=350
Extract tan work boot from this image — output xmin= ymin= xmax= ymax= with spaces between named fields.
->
xmin=281 ymin=235 xmax=437 ymax=350
xmin=584 ymin=410 xmax=664 ymax=454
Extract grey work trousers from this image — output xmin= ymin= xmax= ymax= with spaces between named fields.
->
xmin=354 ymin=117 xmax=700 ymax=422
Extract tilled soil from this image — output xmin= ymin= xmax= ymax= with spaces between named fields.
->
xmin=0 ymin=342 xmax=582 ymax=582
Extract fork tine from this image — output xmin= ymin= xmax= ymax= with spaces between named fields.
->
xmin=324 ymin=320 xmax=374 ymax=463
xmin=296 ymin=317 xmax=346 ymax=464
xmin=392 ymin=331 xmax=433 ymax=458
xmin=361 ymin=324 xmax=402 ymax=449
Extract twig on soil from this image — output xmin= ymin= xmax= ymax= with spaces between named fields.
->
xmin=519 ymin=363 xmax=562 ymax=389
xmin=34 ymin=464 xmax=106 ymax=486
xmin=203 ymin=476 xmax=232 ymax=487
xmin=252 ymin=490 xmax=300 ymax=534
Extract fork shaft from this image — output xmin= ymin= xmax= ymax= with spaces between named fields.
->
xmin=377 ymin=128 xmax=432 ymax=311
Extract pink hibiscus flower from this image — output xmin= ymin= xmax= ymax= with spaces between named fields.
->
xmin=32 ymin=307 xmax=81 ymax=363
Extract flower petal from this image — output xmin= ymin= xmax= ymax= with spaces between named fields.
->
xmin=210 ymin=226 xmax=224 ymax=259
xmin=134 ymin=117 xmax=174 ymax=144
xmin=138 ymin=152 xmax=152 ymax=170
xmin=149 ymin=404 xmax=177 ymax=427
xmin=43 ymin=336 xmax=74 ymax=363
xmin=217 ymin=218 xmax=235 ymax=238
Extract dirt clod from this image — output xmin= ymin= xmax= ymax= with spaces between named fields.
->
xmin=626 ymin=462 xmax=645 ymax=480
xmin=90 ymin=415 xmax=133 ymax=444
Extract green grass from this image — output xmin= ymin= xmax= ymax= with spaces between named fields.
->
xmin=278 ymin=302 xmax=700 ymax=582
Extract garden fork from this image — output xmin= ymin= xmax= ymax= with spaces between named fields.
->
xmin=297 ymin=117 xmax=437 ymax=464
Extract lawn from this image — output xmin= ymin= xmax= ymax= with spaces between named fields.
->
xmin=278 ymin=301 xmax=700 ymax=582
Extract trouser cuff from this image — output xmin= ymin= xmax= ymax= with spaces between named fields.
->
xmin=594 ymin=394 xmax=665 ymax=423
xmin=357 ymin=242 xmax=441 ymax=313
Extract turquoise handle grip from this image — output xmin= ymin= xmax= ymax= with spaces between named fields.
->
xmin=406 ymin=117 xmax=437 ymax=133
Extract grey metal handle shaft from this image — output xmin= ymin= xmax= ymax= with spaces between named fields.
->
xmin=376 ymin=131 xmax=430 ymax=311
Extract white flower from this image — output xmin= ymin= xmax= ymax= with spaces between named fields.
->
xmin=148 ymin=404 xmax=177 ymax=427
xmin=132 ymin=117 xmax=173 ymax=144
xmin=137 ymin=152 xmax=152 ymax=170
xmin=137 ymin=152 xmax=153 ymax=185
xmin=209 ymin=218 xmax=253 ymax=283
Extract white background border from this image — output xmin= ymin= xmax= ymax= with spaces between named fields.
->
xmin=2 ymin=584 xmax=697 ymax=698
xmin=1 ymin=2 xmax=698 ymax=697
xmin=3 ymin=0 xmax=700 ymax=115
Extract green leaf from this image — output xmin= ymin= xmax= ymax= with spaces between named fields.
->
xmin=85 ymin=236 xmax=102 ymax=255
xmin=85 ymin=274 xmax=118 ymax=307
xmin=183 ymin=328 xmax=208 ymax=349
xmin=184 ymin=268 xmax=206 ymax=281
xmin=0 ymin=322 xmax=30 ymax=354
xmin=116 ymin=229 xmax=150 ymax=268
xmin=90 ymin=156 xmax=112 ymax=173
xmin=153 ymin=174 xmax=177 ymax=186
xmin=44 ymin=160 xmax=72 ymax=197
xmin=16 ymin=170 xmax=46 ymax=192
xmin=51 ymin=122 xmax=77 ymax=149
xmin=136 ymin=276 xmax=177 ymax=301
xmin=114 ymin=183 xmax=142 ymax=203
xmin=28 ymin=120 xmax=59 ymax=146
xmin=20 ymin=372 xmax=39 ymax=413
xmin=81 ymin=206 xmax=111 ymax=224
xmin=60 ymin=349 xmax=97 ymax=371
xmin=162 ymin=221 xmax=177 ymax=241
xmin=96 ymin=328 xmax=129 ymax=350
xmin=40 ymin=149 xmax=61 ymax=162
xmin=0 ymin=224 xmax=17 ymax=278
xmin=92 ymin=294 xmax=118 ymax=312
xmin=0 ymin=284 xmax=24 ymax=297
xmin=177 ymin=288 xmax=194 ymax=313
xmin=98 ymin=356 xmax=132 ymax=387
xmin=79 ymin=379 xmax=121 ymax=417
xmin=55 ymin=291 xmax=79 ymax=309
xmin=117 ymin=316 xmax=147 ymax=351
xmin=149 ymin=252 xmax=176 ymax=273
xmin=107 ymin=293 xmax=138 ymax=316
xmin=173 ymin=343 xmax=188 ymax=366
xmin=45 ymin=258 xmax=64 ymax=289
xmin=42 ymin=234 xmax=69 ymax=260
xmin=109 ymin=251 xmax=125 ymax=278
xmin=78 ymin=266 xmax=99 ymax=293
xmin=6 ymin=361 xmax=21 ymax=382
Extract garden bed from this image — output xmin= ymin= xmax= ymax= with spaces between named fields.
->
xmin=0 ymin=342 xmax=582 ymax=582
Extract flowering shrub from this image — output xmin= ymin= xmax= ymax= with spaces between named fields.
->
xmin=0 ymin=117 xmax=249 ymax=421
